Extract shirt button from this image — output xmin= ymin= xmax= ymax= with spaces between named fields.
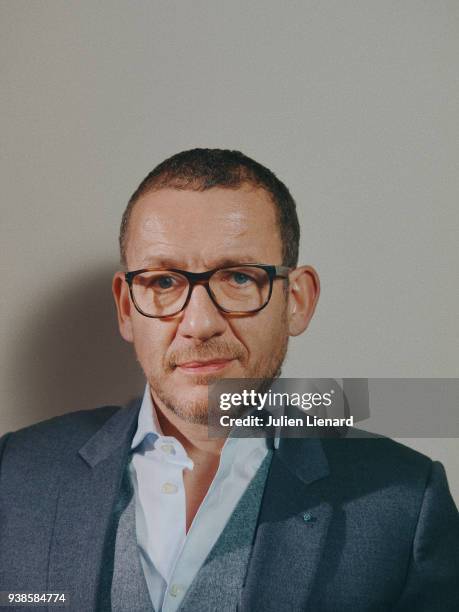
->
xmin=169 ymin=584 xmax=183 ymax=597
xmin=160 ymin=443 xmax=175 ymax=455
xmin=161 ymin=482 xmax=178 ymax=494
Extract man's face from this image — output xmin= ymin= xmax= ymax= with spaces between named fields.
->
xmin=113 ymin=185 xmax=317 ymax=424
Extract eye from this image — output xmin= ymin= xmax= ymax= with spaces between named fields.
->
xmin=153 ymin=275 xmax=176 ymax=290
xmin=231 ymin=271 xmax=252 ymax=285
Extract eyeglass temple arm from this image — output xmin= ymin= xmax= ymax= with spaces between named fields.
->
xmin=274 ymin=265 xmax=291 ymax=278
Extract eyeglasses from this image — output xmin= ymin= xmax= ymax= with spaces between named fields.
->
xmin=125 ymin=264 xmax=291 ymax=318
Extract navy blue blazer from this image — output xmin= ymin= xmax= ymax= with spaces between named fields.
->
xmin=1 ymin=400 xmax=458 ymax=611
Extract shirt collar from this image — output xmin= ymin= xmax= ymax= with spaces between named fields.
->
xmin=131 ymin=384 xmax=163 ymax=450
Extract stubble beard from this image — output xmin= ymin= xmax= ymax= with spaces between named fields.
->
xmin=147 ymin=329 xmax=290 ymax=426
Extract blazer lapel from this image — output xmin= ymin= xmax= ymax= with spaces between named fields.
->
xmin=47 ymin=400 xmax=141 ymax=611
xmin=240 ymin=437 xmax=332 ymax=612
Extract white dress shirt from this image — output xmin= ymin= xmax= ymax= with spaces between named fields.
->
xmin=129 ymin=385 xmax=270 ymax=612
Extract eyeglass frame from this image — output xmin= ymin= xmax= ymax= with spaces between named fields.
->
xmin=124 ymin=263 xmax=291 ymax=318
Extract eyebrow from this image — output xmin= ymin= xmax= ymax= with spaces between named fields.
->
xmin=138 ymin=255 xmax=261 ymax=270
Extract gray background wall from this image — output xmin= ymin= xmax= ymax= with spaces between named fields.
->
xmin=1 ymin=1 xmax=458 ymax=502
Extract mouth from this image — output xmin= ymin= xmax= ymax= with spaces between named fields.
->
xmin=176 ymin=358 xmax=236 ymax=375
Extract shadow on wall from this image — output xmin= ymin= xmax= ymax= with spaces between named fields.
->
xmin=8 ymin=264 xmax=145 ymax=428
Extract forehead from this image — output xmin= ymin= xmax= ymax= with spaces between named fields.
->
xmin=125 ymin=185 xmax=282 ymax=269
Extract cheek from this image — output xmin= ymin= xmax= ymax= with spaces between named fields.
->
xmin=231 ymin=300 xmax=288 ymax=358
xmin=131 ymin=318 xmax=172 ymax=371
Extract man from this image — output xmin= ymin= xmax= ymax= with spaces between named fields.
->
xmin=0 ymin=149 xmax=458 ymax=611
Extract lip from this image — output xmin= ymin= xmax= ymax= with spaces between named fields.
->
xmin=177 ymin=359 xmax=235 ymax=374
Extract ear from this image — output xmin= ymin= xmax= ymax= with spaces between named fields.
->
xmin=287 ymin=266 xmax=320 ymax=337
xmin=112 ymin=271 xmax=134 ymax=343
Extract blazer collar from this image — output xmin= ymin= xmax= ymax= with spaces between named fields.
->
xmin=276 ymin=434 xmax=330 ymax=485
xmin=78 ymin=397 xmax=142 ymax=467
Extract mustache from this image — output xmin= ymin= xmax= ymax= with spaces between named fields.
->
xmin=167 ymin=339 xmax=245 ymax=369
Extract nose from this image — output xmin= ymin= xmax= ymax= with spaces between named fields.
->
xmin=176 ymin=284 xmax=227 ymax=342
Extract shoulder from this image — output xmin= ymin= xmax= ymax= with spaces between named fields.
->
xmin=0 ymin=405 xmax=124 ymax=464
xmin=322 ymin=432 xmax=432 ymax=471
xmin=318 ymin=434 xmax=436 ymax=506
xmin=322 ymin=432 xmax=432 ymax=476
